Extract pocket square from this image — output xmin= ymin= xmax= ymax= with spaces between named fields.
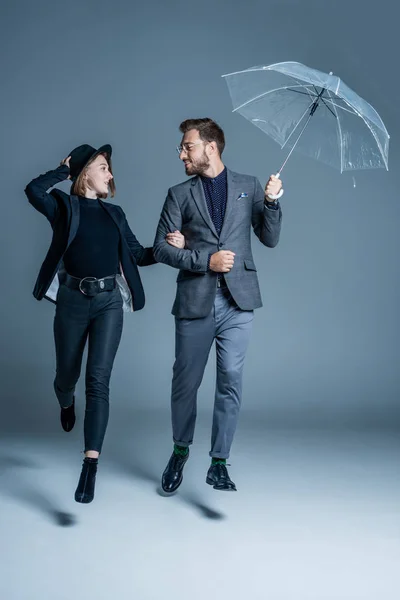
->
xmin=237 ymin=192 xmax=248 ymax=199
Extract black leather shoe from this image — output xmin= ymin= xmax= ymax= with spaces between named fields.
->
xmin=61 ymin=397 xmax=75 ymax=432
xmin=206 ymin=463 xmax=237 ymax=491
xmin=161 ymin=450 xmax=189 ymax=493
xmin=75 ymin=457 xmax=98 ymax=504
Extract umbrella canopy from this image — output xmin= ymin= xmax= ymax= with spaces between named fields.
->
xmin=222 ymin=61 xmax=389 ymax=174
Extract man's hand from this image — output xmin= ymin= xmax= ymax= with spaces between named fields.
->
xmin=165 ymin=230 xmax=185 ymax=249
xmin=209 ymin=250 xmax=235 ymax=273
xmin=265 ymin=174 xmax=282 ymax=199
xmin=60 ymin=156 xmax=72 ymax=180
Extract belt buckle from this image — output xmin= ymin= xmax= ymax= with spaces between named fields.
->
xmin=78 ymin=276 xmax=98 ymax=296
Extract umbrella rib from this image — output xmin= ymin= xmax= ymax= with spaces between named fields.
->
xmin=355 ymin=113 xmax=388 ymax=170
xmin=222 ymin=64 xmax=301 ymax=78
xmin=325 ymin=96 xmax=389 ymax=137
xmin=286 ymin=87 xmax=318 ymax=97
xmin=321 ymin=98 xmax=359 ymax=116
xmin=328 ymin=91 xmax=388 ymax=170
xmin=285 ymin=82 xmax=318 ymax=104
xmin=232 ymin=85 xmax=313 ymax=112
xmin=320 ymin=98 xmax=337 ymax=118
xmin=326 ymin=88 xmax=344 ymax=173
xmin=329 ymin=96 xmax=388 ymax=169
xmin=280 ymin=99 xmax=315 ymax=151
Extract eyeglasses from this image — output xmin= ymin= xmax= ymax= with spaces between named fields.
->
xmin=176 ymin=141 xmax=206 ymax=154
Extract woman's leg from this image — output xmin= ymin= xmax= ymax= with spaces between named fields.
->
xmin=75 ymin=288 xmax=123 ymax=503
xmin=84 ymin=288 xmax=124 ymax=456
xmin=53 ymin=286 xmax=89 ymax=429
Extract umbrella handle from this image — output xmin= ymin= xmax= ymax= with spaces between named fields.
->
xmin=266 ymin=172 xmax=283 ymax=201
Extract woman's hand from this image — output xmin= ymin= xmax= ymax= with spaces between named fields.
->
xmin=60 ymin=155 xmax=72 ymax=179
xmin=165 ymin=230 xmax=185 ymax=249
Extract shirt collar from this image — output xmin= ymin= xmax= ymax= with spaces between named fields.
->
xmin=200 ymin=166 xmax=227 ymax=185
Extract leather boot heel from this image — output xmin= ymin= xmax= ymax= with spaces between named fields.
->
xmin=60 ymin=396 xmax=76 ymax=432
xmin=75 ymin=457 xmax=98 ymax=504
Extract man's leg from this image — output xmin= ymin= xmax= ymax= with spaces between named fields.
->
xmin=162 ymin=312 xmax=214 ymax=494
xmin=171 ymin=314 xmax=215 ymax=447
xmin=206 ymin=288 xmax=254 ymax=490
xmin=211 ymin=298 xmax=254 ymax=458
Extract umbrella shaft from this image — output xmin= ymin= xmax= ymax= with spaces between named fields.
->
xmin=278 ymin=88 xmax=325 ymax=175
xmin=278 ymin=112 xmax=313 ymax=175
xmin=310 ymin=87 xmax=325 ymax=116
xmin=310 ymin=101 xmax=319 ymax=116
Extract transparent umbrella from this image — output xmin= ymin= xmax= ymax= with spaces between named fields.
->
xmin=222 ymin=61 xmax=389 ymax=176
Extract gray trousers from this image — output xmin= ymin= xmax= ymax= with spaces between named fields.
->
xmin=171 ymin=285 xmax=254 ymax=458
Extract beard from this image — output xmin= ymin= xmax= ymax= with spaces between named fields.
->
xmin=184 ymin=150 xmax=210 ymax=176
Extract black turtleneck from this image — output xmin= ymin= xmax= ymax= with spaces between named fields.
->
xmin=63 ymin=197 xmax=120 ymax=278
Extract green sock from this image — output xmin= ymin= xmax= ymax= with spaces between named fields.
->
xmin=212 ymin=458 xmax=226 ymax=465
xmin=174 ymin=444 xmax=189 ymax=456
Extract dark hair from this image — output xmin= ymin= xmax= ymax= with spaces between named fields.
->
xmin=179 ymin=118 xmax=225 ymax=156
xmin=71 ymin=152 xmax=115 ymax=199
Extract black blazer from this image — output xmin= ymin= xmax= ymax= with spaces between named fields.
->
xmin=25 ymin=165 xmax=156 ymax=311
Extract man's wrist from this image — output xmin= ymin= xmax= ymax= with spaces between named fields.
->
xmin=264 ymin=199 xmax=280 ymax=210
xmin=265 ymin=188 xmax=284 ymax=202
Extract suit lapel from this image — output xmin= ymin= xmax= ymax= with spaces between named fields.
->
xmin=67 ymin=195 xmax=80 ymax=246
xmin=190 ymin=177 xmax=219 ymax=239
xmin=219 ymin=169 xmax=240 ymax=239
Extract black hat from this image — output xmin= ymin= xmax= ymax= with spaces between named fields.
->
xmin=68 ymin=144 xmax=112 ymax=180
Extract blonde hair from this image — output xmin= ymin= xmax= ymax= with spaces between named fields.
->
xmin=71 ymin=152 xmax=116 ymax=198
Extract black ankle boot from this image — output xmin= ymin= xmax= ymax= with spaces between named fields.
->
xmin=60 ymin=397 xmax=76 ymax=432
xmin=75 ymin=457 xmax=98 ymax=504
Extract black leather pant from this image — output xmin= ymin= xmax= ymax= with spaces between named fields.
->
xmin=53 ymin=284 xmax=123 ymax=453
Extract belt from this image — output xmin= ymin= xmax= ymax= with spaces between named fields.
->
xmin=217 ymin=274 xmax=227 ymax=288
xmin=61 ymin=272 xmax=117 ymax=296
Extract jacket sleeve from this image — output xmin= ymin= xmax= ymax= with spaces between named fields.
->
xmin=25 ymin=165 xmax=70 ymax=224
xmin=153 ymin=188 xmax=209 ymax=272
xmin=251 ymin=177 xmax=282 ymax=248
xmin=120 ymin=208 xmax=156 ymax=267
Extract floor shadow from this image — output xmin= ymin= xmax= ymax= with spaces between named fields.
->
xmin=108 ymin=452 xmax=225 ymax=521
xmin=0 ymin=453 xmax=76 ymax=527
xmin=0 ymin=455 xmax=37 ymax=472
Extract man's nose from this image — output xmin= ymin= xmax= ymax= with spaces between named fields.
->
xmin=179 ymin=149 xmax=187 ymax=160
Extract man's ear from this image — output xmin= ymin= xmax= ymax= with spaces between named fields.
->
xmin=209 ymin=140 xmax=218 ymax=155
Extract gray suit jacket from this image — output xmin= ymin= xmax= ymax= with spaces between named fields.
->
xmin=153 ymin=168 xmax=282 ymax=318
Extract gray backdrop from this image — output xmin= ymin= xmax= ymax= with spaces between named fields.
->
xmin=1 ymin=0 xmax=399 ymax=431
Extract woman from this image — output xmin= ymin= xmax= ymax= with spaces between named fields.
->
xmin=25 ymin=143 xmax=184 ymax=504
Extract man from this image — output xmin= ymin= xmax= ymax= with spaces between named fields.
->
xmin=154 ymin=118 xmax=283 ymax=492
